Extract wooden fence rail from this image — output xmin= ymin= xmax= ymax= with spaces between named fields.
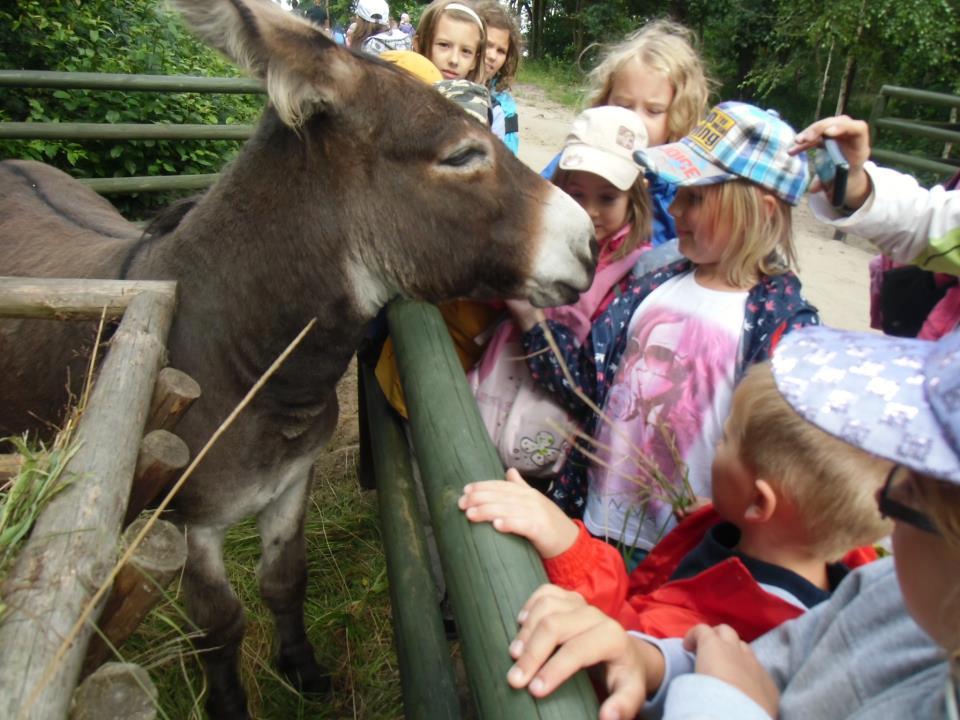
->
xmin=361 ymin=299 xmax=600 ymax=718
xmin=869 ymin=84 xmax=960 ymax=179
xmin=0 ymin=69 xmax=264 ymax=195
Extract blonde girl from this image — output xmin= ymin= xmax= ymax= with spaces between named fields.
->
xmin=413 ymin=0 xmax=486 ymax=82
xmin=474 ymin=0 xmax=522 ymax=154
xmin=585 ymin=19 xmax=710 ymax=146
xmin=545 ymin=19 xmax=712 ymax=247
xmin=512 ymin=102 xmax=819 ymax=558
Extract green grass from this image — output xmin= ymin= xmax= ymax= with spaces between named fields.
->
xmin=118 ymin=442 xmax=405 ymax=719
xmin=517 ymin=58 xmax=586 ymax=109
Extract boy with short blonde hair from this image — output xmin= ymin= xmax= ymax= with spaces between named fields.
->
xmin=459 ymin=361 xmax=891 ymax=641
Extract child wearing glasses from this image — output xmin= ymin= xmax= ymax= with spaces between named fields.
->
xmin=459 ymin=360 xmax=891 ymax=641
xmin=502 ymin=325 xmax=960 ymax=720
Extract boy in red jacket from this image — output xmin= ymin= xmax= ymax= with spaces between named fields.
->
xmin=458 ymin=361 xmax=891 ymax=641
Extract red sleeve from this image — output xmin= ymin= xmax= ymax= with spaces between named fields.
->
xmin=842 ymin=545 xmax=880 ymax=568
xmin=542 ymin=521 xmax=630 ymax=620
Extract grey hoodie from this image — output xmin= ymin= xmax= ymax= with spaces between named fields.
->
xmin=640 ymin=558 xmax=957 ymax=719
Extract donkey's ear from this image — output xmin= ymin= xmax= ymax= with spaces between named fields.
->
xmin=170 ymin=0 xmax=359 ymax=127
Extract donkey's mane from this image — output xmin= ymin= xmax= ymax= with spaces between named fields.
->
xmin=120 ymin=195 xmax=200 ymax=278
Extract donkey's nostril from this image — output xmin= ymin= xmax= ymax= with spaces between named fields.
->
xmin=589 ymin=236 xmax=599 ymax=264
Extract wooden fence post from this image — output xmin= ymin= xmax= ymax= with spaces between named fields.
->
xmin=124 ymin=430 xmax=190 ymax=526
xmin=81 ymin=519 xmax=187 ymax=675
xmin=69 ymin=663 xmax=157 ymax=720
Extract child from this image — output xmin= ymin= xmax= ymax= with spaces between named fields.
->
xmin=350 ymin=0 xmax=397 ymax=51
xmin=413 ymin=0 xmax=486 ymax=83
xmin=461 ymin=360 xmax=890 ymax=641
xmin=504 ymin=325 xmax=960 ymax=720
xmin=542 ymin=20 xmax=711 ymax=247
xmin=791 ymin=114 xmax=960 ymax=340
xmin=469 ymin=106 xmax=653 ymax=476
xmin=511 ymin=102 xmax=819 ymax=561
xmin=791 ymin=114 xmax=960 ymax=275
xmin=474 ymin=0 xmax=522 ymax=155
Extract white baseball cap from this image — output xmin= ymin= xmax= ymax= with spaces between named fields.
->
xmin=356 ymin=0 xmax=389 ymax=23
xmin=558 ymin=106 xmax=649 ymax=191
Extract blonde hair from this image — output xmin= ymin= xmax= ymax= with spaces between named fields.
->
xmin=473 ymin=0 xmax=522 ymax=91
xmin=552 ymin=168 xmax=652 ymax=259
xmin=585 ymin=19 xmax=712 ymax=142
xmin=731 ymin=362 xmax=894 ymax=562
xmin=413 ymin=0 xmax=487 ymax=83
xmin=693 ymin=180 xmax=797 ymax=289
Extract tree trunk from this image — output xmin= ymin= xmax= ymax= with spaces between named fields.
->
xmin=835 ymin=0 xmax=868 ymax=116
xmin=815 ymin=37 xmax=835 ymax=120
xmin=530 ymin=0 xmax=544 ymax=59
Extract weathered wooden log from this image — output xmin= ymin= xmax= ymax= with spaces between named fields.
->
xmin=359 ymin=362 xmax=460 ymax=718
xmin=0 ymin=276 xmax=176 ymax=320
xmin=69 ymin=662 xmax=157 ymax=720
xmin=387 ymin=299 xmax=599 ymax=718
xmin=144 ymin=367 xmax=201 ymax=434
xmin=124 ymin=430 xmax=190 ymax=526
xmin=82 ymin=519 xmax=187 ymax=675
xmin=0 ymin=290 xmax=176 ymax=720
xmin=0 ymin=453 xmax=22 ymax=481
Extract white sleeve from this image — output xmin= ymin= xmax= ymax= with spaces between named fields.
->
xmin=628 ymin=634 xmax=693 ymax=719
xmin=661 ymin=675 xmax=774 ymax=720
xmin=808 ymin=161 xmax=960 ymax=268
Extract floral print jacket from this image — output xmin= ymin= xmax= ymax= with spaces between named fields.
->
xmin=520 ymin=241 xmax=820 ymax=516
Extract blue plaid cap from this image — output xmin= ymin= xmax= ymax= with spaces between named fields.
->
xmin=634 ymin=102 xmax=809 ymax=206
xmin=771 ymin=326 xmax=960 ymax=484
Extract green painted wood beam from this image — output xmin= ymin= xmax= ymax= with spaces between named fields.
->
xmin=359 ymin=362 xmax=462 ymax=719
xmin=387 ymin=299 xmax=599 ymax=719
xmin=0 ymin=70 xmax=263 ymax=94
xmin=0 ymin=122 xmax=253 ymax=141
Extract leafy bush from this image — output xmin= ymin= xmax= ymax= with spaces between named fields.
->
xmin=0 ymin=0 xmax=265 ymax=217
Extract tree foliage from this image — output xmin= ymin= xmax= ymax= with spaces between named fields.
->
xmin=0 ymin=0 xmax=265 ymax=216
xmin=514 ymin=0 xmax=959 ymax=133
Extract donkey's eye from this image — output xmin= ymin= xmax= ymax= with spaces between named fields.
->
xmin=441 ymin=145 xmax=488 ymax=168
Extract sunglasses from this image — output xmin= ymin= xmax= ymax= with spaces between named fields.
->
xmin=878 ymin=464 xmax=939 ymax=535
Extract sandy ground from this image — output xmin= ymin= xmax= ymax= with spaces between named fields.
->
xmin=513 ymin=83 xmax=877 ymax=332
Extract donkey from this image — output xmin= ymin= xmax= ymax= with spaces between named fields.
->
xmin=0 ymin=0 xmax=595 ymax=717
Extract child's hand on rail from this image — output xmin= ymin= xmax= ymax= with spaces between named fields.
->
xmin=458 ymin=468 xmax=579 ymax=559
xmin=507 ymin=584 xmax=665 ymax=720
xmin=789 ymin=115 xmax=872 ymax=210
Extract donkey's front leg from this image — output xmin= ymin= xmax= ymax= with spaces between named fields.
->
xmin=257 ymin=467 xmax=329 ymax=694
xmin=183 ymin=525 xmax=251 ymax=720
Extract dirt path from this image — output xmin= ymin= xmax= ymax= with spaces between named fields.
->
xmin=512 ymin=83 xmax=877 ymax=332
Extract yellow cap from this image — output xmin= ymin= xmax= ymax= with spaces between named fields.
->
xmin=380 ymin=50 xmax=442 ymax=84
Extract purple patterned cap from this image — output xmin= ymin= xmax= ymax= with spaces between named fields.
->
xmin=771 ymin=326 xmax=960 ymax=484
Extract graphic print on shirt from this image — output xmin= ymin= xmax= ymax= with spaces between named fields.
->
xmin=588 ymin=300 xmax=740 ymax=549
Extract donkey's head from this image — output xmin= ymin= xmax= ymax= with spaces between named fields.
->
xmin=171 ymin=0 xmax=596 ymax=314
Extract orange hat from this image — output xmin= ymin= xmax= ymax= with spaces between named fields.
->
xmin=380 ymin=50 xmax=442 ymax=84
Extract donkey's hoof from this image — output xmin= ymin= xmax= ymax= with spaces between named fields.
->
xmin=278 ymin=641 xmax=331 ymax=695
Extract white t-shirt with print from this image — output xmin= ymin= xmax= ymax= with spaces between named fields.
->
xmin=583 ymin=270 xmax=747 ymax=550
